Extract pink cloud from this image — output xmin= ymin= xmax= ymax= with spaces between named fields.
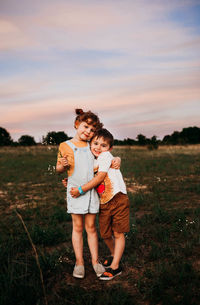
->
xmin=0 ymin=0 xmax=199 ymax=141
xmin=0 ymin=19 xmax=36 ymax=50
xmin=1 ymin=0 xmax=199 ymax=52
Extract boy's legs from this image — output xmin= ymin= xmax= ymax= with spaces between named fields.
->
xmin=103 ymin=236 xmax=115 ymax=256
xmin=71 ymin=214 xmax=84 ymax=265
xmin=99 ymin=206 xmax=114 ymax=264
xmin=109 ymin=231 xmax=125 ymax=270
xmin=100 ymin=193 xmax=129 ymax=276
xmin=84 ymin=213 xmax=98 ymax=265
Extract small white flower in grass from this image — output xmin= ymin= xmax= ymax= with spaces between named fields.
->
xmin=58 ymin=256 xmax=63 ymax=263
xmin=47 ymin=165 xmax=56 ymax=175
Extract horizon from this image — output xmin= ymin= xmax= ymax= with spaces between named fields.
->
xmin=0 ymin=0 xmax=200 ymax=142
xmin=3 ymin=124 xmax=200 ymax=143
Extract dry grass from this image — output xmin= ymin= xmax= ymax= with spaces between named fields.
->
xmin=0 ymin=145 xmax=200 ymax=305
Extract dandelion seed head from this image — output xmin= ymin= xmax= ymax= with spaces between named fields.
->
xmin=47 ymin=164 xmax=56 ymax=175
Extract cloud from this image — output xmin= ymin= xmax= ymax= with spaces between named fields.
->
xmin=1 ymin=0 xmax=199 ymax=53
xmin=0 ymin=19 xmax=36 ymax=50
xmin=0 ymin=0 xmax=199 ymax=141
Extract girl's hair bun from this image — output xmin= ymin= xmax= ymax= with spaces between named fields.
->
xmin=74 ymin=108 xmax=103 ymax=131
xmin=75 ymin=109 xmax=84 ymax=115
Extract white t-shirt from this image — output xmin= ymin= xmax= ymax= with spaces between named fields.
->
xmin=94 ymin=151 xmax=127 ymax=204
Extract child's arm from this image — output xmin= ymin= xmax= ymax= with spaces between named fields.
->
xmin=70 ymin=171 xmax=107 ymax=198
xmin=56 ymin=155 xmax=69 ymax=173
xmin=62 ymin=178 xmax=68 ymax=187
xmin=111 ymin=157 xmax=121 ymax=169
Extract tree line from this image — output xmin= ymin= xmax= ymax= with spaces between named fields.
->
xmin=0 ymin=126 xmax=200 ymax=148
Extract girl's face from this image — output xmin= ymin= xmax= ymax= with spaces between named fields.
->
xmin=75 ymin=121 xmax=95 ymax=141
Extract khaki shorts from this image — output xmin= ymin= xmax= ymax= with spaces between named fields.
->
xmin=99 ymin=192 xmax=130 ymax=239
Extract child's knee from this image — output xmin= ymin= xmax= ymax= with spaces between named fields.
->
xmin=113 ymin=231 xmax=124 ymax=239
xmin=85 ymin=223 xmax=96 ymax=234
xmin=73 ymin=223 xmax=84 ymax=233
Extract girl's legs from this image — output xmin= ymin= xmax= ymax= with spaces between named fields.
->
xmin=71 ymin=214 xmax=84 ymax=265
xmin=84 ymin=213 xmax=98 ymax=265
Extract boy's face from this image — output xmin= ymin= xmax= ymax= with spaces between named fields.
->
xmin=90 ymin=136 xmax=111 ymax=158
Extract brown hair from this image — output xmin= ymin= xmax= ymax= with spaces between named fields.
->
xmin=74 ymin=109 xmax=103 ymax=130
xmin=92 ymin=128 xmax=114 ymax=148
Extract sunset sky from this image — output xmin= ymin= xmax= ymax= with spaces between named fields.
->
xmin=0 ymin=0 xmax=200 ymax=141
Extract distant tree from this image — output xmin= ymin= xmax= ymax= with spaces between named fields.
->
xmin=162 ymin=127 xmax=200 ymax=145
xmin=170 ymin=131 xmax=182 ymax=145
xmin=124 ymin=138 xmax=137 ymax=145
xmin=11 ymin=141 xmax=20 ymax=147
xmin=162 ymin=135 xmax=171 ymax=144
xmin=18 ymin=135 xmax=36 ymax=146
xmin=136 ymin=134 xmax=147 ymax=145
xmin=42 ymin=131 xmax=70 ymax=145
xmin=113 ymin=139 xmax=125 ymax=146
xmin=0 ymin=127 xmax=13 ymax=146
xmin=180 ymin=127 xmax=200 ymax=144
xmin=147 ymin=135 xmax=159 ymax=150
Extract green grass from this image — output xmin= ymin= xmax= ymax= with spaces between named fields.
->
xmin=0 ymin=145 xmax=200 ymax=305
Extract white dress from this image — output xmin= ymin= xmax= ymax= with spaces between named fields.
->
xmin=65 ymin=140 xmax=100 ymax=214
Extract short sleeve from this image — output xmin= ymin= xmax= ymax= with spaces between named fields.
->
xmin=97 ymin=151 xmax=113 ymax=172
xmin=56 ymin=142 xmax=75 ymax=177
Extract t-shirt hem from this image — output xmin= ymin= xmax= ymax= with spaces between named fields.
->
xmin=100 ymin=190 xmax=127 ymax=205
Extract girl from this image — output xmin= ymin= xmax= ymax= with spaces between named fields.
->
xmin=56 ymin=109 xmax=105 ymax=278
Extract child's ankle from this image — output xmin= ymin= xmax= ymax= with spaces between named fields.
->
xmin=92 ymin=259 xmax=98 ymax=266
xmin=110 ymin=263 xmax=119 ymax=270
xmin=76 ymin=260 xmax=84 ymax=266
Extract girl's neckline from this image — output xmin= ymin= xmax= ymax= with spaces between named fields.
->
xmin=70 ymin=139 xmax=88 ymax=147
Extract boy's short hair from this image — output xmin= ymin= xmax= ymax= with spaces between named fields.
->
xmin=93 ymin=128 xmax=114 ymax=148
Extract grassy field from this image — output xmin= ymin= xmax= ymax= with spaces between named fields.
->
xmin=0 ymin=145 xmax=200 ymax=305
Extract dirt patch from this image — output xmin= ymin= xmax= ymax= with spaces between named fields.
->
xmin=124 ymin=178 xmax=148 ymax=194
xmin=0 ymin=190 xmax=7 ymax=197
xmin=127 ymin=183 xmax=148 ymax=194
xmin=135 ymin=210 xmax=152 ymax=219
xmin=9 ymin=202 xmax=39 ymax=210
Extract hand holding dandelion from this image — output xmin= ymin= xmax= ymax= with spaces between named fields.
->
xmin=60 ymin=155 xmax=69 ymax=169
xmin=56 ymin=152 xmax=69 ymax=173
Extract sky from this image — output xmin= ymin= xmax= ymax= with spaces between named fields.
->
xmin=0 ymin=0 xmax=200 ymax=142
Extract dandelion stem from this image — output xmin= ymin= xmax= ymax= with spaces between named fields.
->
xmin=15 ymin=209 xmax=48 ymax=305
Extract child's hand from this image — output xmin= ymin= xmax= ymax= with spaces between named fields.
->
xmin=111 ymin=157 xmax=121 ymax=169
xmin=62 ymin=178 xmax=68 ymax=188
xmin=70 ymin=187 xmax=80 ymax=198
xmin=60 ymin=155 xmax=69 ymax=168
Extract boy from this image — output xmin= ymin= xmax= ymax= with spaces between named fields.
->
xmin=70 ymin=128 xmax=130 ymax=280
